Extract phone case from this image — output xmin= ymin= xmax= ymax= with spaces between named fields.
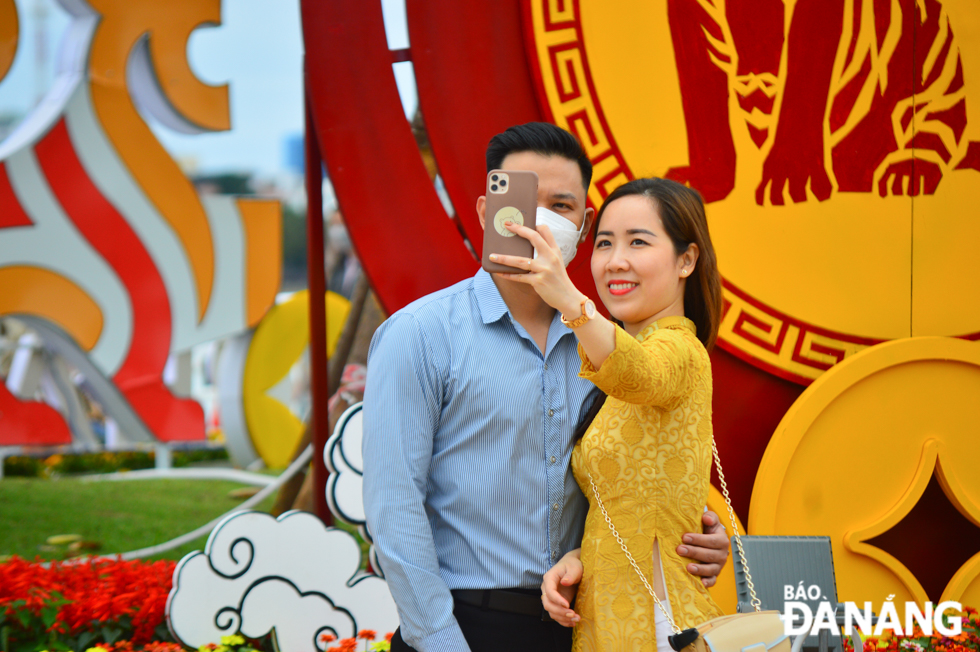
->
xmin=481 ymin=169 xmax=538 ymax=274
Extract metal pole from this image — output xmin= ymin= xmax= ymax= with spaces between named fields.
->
xmin=304 ymin=63 xmax=331 ymax=524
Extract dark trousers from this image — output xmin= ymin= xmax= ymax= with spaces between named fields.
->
xmin=390 ymin=591 xmax=573 ymax=652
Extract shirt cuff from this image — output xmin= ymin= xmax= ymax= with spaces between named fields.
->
xmin=577 ymin=327 xmax=631 ymax=387
xmin=416 ymin=620 xmax=471 ymax=652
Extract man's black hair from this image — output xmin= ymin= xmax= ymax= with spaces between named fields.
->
xmin=485 ymin=122 xmax=593 ymax=190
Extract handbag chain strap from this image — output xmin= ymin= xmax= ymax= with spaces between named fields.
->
xmin=586 ymin=436 xmax=762 ymax=635
xmin=587 ymin=472 xmax=684 ymax=635
xmin=709 ymin=437 xmax=762 ymax=612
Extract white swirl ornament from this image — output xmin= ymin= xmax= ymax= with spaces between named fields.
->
xmin=166 ymin=509 xmax=397 ymax=650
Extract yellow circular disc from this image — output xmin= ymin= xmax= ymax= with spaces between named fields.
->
xmin=493 ymin=206 xmax=523 ymax=237
xmin=242 ymin=290 xmax=350 ymax=468
xmin=749 ymin=337 xmax=980 ymax=606
xmin=493 ymin=206 xmax=524 ymax=238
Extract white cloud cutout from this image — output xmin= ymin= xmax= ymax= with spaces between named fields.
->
xmin=324 ymin=403 xmax=387 ymax=576
xmin=325 ymin=404 xmax=365 ymax=527
xmin=167 ymin=510 xmax=398 ymax=650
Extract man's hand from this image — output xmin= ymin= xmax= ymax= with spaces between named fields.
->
xmin=677 ymin=511 xmax=730 ymax=587
xmin=541 ymin=549 xmax=583 ymax=627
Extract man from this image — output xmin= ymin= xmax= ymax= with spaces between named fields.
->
xmin=362 ymin=123 xmax=729 ymax=652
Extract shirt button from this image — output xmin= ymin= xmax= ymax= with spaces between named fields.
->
xmin=544 ymin=363 xmax=548 ymax=370
xmin=553 ymin=502 xmax=559 ymax=511
xmin=548 ymin=409 xmax=555 ymax=417
xmin=552 ymin=551 xmax=558 ymax=559
xmin=550 ymin=456 xmax=557 ymax=464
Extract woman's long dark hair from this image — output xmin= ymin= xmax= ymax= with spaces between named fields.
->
xmin=573 ymin=177 xmax=722 ymax=441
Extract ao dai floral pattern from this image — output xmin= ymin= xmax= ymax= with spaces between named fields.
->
xmin=571 ymin=316 xmax=722 ymax=652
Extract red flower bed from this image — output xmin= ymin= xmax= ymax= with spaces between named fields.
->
xmin=0 ymin=557 xmax=373 ymax=652
xmin=842 ymin=606 xmax=980 ymax=652
xmin=0 ymin=556 xmax=175 ymax=651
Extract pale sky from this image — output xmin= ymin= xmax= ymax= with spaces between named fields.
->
xmin=0 ymin=0 xmax=416 ymax=181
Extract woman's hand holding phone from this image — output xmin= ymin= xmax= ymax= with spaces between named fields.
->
xmin=492 ymin=221 xmax=617 ymax=369
xmin=490 ymin=221 xmax=586 ymax=318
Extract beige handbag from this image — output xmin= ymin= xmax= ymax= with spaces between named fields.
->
xmin=587 ymin=437 xmax=791 ymax=652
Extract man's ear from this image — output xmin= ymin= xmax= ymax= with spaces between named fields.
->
xmin=579 ymin=207 xmax=595 ymax=246
xmin=476 ymin=196 xmax=487 ymax=230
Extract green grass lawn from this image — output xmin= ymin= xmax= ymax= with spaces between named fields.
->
xmin=0 ymin=476 xmax=278 ymax=562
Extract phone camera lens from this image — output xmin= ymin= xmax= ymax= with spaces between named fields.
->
xmin=490 ymin=184 xmax=498 ymax=192
xmin=491 ymin=174 xmax=499 ymax=182
xmin=500 ymin=179 xmax=507 ymax=186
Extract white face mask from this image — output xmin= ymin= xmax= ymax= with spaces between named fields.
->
xmin=534 ymin=206 xmax=585 ymax=267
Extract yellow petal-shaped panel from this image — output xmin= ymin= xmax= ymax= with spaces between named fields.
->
xmin=242 ymin=291 xmax=350 ymax=468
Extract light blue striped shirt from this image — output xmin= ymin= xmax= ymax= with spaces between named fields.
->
xmin=362 ymin=269 xmax=600 ymax=651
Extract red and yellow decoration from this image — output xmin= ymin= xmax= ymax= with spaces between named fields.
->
xmin=524 ymin=0 xmax=980 ymax=384
xmin=303 ymin=0 xmax=980 ymax=614
xmin=0 ymin=0 xmax=281 ymax=446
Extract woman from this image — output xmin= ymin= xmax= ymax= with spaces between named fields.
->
xmin=489 ymin=177 xmax=723 ymax=651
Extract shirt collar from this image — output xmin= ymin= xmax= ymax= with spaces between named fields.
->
xmin=635 ymin=315 xmax=697 ymax=343
xmin=474 ymin=268 xmax=510 ymax=324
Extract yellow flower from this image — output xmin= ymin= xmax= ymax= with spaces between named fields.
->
xmin=221 ymin=635 xmax=245 ymax=647
xmin=85 ymin=647 xmax=111 ymax=652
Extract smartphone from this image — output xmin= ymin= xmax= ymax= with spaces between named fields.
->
xmin=481 ymin=169 xmax=539 ymax=274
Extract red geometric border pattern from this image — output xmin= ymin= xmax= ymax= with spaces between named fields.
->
xmin=522 ymin=0 xmax=633 ymax=210
xmin=542 ymin=0 xmax=576 ymax=31
xmin=717 ymin=280 xmax=885 ymax=385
